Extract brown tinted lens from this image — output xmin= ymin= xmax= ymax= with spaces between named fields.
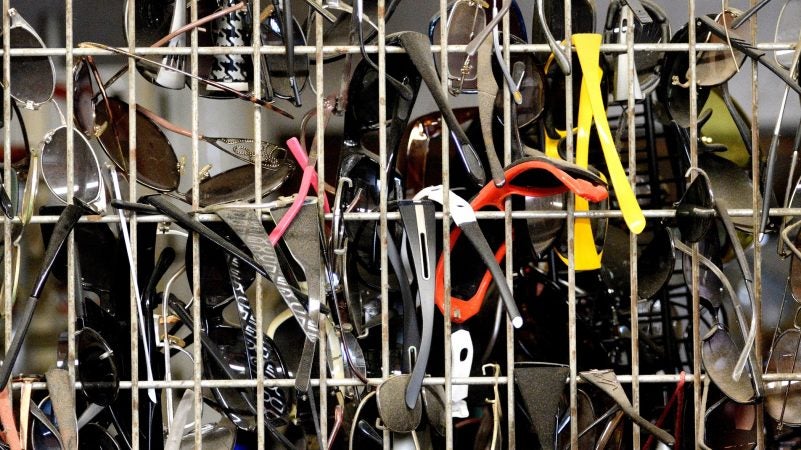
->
xmin=444 ymin=1 xmax=485 ymax=91
xmin=704 ymin=399 xmax=757 ymax=449
xmin=190 ymin=163 xmax=293 ymax=207
xmin=696 ymin=11 xmax=747 ymax=87
xmin=73 ymin=59 xmax=96 ymax=136
xmin=8 ymin=26 xmax=54 ymax=106
xmin=94 ymin=97 xmax=180 ymax=192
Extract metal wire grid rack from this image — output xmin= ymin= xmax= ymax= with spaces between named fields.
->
xmin=0 ymin=0 xmax=798 ymax=448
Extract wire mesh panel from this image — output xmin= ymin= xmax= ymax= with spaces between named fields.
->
xmin=2 ymin=0 xmax=801 ymax=448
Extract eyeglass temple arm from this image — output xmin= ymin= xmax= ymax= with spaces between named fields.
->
xmin=464 ymin=0 xmax=512 ymax=56
xmin=0 ymin=205 xmax=85 ymax=390
xmin=102 ymin=1 xmax=249 ymax=90
xmin=80 ymin=42 xmax=295 ymax=120
xmin=535 ymin=0 xmax=570 ymax=75
xmin=145 ymin=194 xmax=269 ymax=278
xmin=730 ymin=0 xmax=773 ymax=30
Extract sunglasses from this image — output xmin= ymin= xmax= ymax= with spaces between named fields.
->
xmin=0 ymin=9 xmax=56 ymax=109
xmin=530 ymin=0 xmax=595 ymax=67
xmin=435 ymin=156 xmax=608 ymax=324
xmin=656 ymin=19 xmax=712 ymax=128
xmin=305 ymin=0 xmax=404 ymax=64
xmin=262 ymin=7 xmax=309 ymax=105
xmin=765 ymin=227 xmax=801 ymax=427
xmin=603 ymin=0 xmax=670 ymax=99
xmin=696 ymin=11 xmax=801 ymax=96
xmin=675 ymin=169 xmax=762 ymax=401
xmin=429 ymin=0 xmax=523 ymax=98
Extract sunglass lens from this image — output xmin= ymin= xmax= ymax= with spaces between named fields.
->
xmin=444 ymin=1 xmax=484 ymax=92
xmin=77 ymin=328 xmax=119 ymax=406
xmin=525 ymin=194 xmax=565 ymax=257
xmin=262 ymin=16 xmax=308 ymax=100
xmin=696 ymin=11 xmax=747 ymax=87
xmin=704 ymin=399 xmax=757 ymax=449
xmin=676 ymin=174 xmax=713 ymax=243
xmin=188 ymin=162 xmax=292 ymax=207
xmin=31 ymin=398 xmax=61 ymax=450
xmin=7 ymin=26 xmax=54 ymax=106
xmin=94 ymin=97 xmax=180 ymax=193
xmin=73 ymin=59 xmax=96 ymax=136
xmin=702 ymin=328 xmax=755 ymax=403
xmin=40 ymin=127 xmax=102 ymax=205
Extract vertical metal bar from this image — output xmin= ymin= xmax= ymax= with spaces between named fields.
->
xmin=562 ymin=0 xmax=578 ymax=448
xmin=501 ymin=8 xmax=515 ymax=450
xmin=438 ymin=0 xmax=453 ymax=446
xmin=124 ymin=1 xmax=140 ymax=446
xmin=315 ymin=5 xmax=329 ymax=448
xmin=65 ymin=6 xmax=78 ymax=449
xmin=748 ymin=1 xmax=764 ymax=447
xmin=251 ymin=0 xmax=266 ymax=447
xmin=687 ymin=0 xmax=702 ymax=447
xmin=625 ymin=6 xmax=641 ymax=449
xmin=189 ymin=0 xmax=203 ymax=447
xmin=377 ymin=0 xmax=390 ymax=448
xmin=1 ymin=2 xmax=11 ymax=375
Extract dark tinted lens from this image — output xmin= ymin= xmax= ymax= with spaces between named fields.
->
xmin=704 ymin=399 xmax=757 ymax=449
xmin=95 ymin=97 xmax=180 ymax=192
xmin=262 ymin=16 xmax=308 ymax=100
xmin=31 ymin=398 xmax=60 ymax=450
xmin=40 ymin=127 xmax=102 ymax=205
xmin=78 ymin=423 xmax=120 ymax=450
xmin=493 ymin=35 xmax=545 ymax=127
xmin=188 ymin=163 xmax=292 ymax=207
xmin=442 ymin=1 xmax=484 ymax=92
xmin=637 ymin=224 xmax=675 ymax=299
xmin=8 ymin=25 xmax=54 ymax=106
xmin=77 ymin=328 xmax=119 ymax=406
xmin=73 ymin=59 xmax=96 ymax=136
xmin=676 ymin=174 xmax=714 ymax=243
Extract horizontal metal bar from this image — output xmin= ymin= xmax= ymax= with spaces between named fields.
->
xmin=7 ymin=41 xmax=792 ymax=58
xmin=14 ymin=207 xmax=801 ymax=224
xmin=16 ymin=372 xmax=801 ymax=392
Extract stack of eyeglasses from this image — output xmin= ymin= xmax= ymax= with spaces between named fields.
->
xmin=3 ymin=0 xmax=801 ymax=448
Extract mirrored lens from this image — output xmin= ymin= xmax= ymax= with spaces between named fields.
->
xmin=77 ymin=328 xmax=119 ymax=406
xmin=40 ymin=127 xmax=102 ymax=205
